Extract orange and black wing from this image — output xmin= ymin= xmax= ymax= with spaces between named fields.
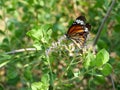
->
xmin=66 ymin=16 xmax=91 ymax=48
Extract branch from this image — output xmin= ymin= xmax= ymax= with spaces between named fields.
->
xmin=110 ymin=74 xmax=115 ymax=90
xmin=5 ymin=35 xmax=66 ymax=55
xmin=93 ymin=0 xmax=116 ymax=46
xmin=5 ymin=48 xmax=37 ymax=54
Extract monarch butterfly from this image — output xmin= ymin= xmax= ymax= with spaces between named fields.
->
xmin=66 ymin=16 xmax=91 ymax=48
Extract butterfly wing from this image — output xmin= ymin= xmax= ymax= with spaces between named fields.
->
xmin=66 ymin=16 xmax=91 ymax=48
xmin=67 ymin=25 xmax=88 ymax=47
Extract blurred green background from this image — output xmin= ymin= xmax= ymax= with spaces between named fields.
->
xmin=0 ymin=0 xmax=120 ymax=90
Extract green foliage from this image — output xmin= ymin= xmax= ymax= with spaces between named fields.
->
xmin=31 ymin=74 xmax=49 ymax=90
xmin=27 ymin=24 xmax=52 ymax=50
xmin=84 ymin=49 xmax=110 ymax=68
xmin=0 ymin=0 xmax=120 ymax=90
xmin=101 ymin=63 xmax=112 ymax=76
xmin=83 ymin=49 xmax=112 ymax=86
xmin=95 ymin=49 xmax=109 ymax=67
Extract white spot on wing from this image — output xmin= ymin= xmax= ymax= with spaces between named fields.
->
xmin=75 ymin=19 xmax=85 ymax=25
xmin=84 ymin=27 xmax=89 ymax=32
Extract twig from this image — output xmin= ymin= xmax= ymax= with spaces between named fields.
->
xmin=5 ymin=35 xmax=66 ymax=55
xmin=110 ymin=74 xmax=115 ymax=90
xmin=93 ymin=0 xmax=116 ymax=46
xmin=5 ymin=48 xmax=37 ymax=54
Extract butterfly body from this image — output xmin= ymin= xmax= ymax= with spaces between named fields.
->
xmin=66 ymin=16 xmax=91 ymax=48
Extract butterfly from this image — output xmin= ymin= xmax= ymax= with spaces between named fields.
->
xmin=66 ymin=16 xmax=91 ymax=48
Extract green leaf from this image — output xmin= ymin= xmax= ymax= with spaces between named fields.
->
xmin=42 ymin=24 xmax=52 ymax=32
xmin=0 ymin=54 xmax=12 ymax=68
xmin=41 ymin=74 xmax=50 ymax=84
xmin=84 ymin=52 xmax=95 ymax=68
xmin=24 ymin=68 xmax=33 ymax=82
xmin=93 ymin=75 xmax=105 ymax=85
xmin=26 ymin=24 xmax=52 ymax=40
xmin=97 ymin=39 xmax=108 ymax=50
xmin=33 ymin=41 xmax=42 ymax=50
xmin=31 ymin=82 xmax=43 ymax=90
xmin=26 ymin=28 xmax=43 ymax=40
xmin=116 ymin=15 xmax=120 ymax=23
xmin=26 ymin=24 xmax=52 ymax=50
xmin=94 ymin=0 xmax=105 ymax=8
xmin=95 ymin=52 xmax=104 ymax=67
xmin=7 ymin=67 xmax=18 ymax=79
xmin=102 ymin=49 xmax=109 ymax=64
xmin=95 ymin=49 xmax=109 ymax=67
xmin=114 ymin=24 xmax=120 ymax=32
xmin=89 ymin=74 xmax=105 ymax=88
xmin=101 ymin=63 xmax=112 ymax=76
xmin=31 ymin=74 xmax=49 ymax=90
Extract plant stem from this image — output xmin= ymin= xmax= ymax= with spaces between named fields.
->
xmin=5 ymin=48 xmax=37 ymax=54
xmin=93 ymin=0 xmax=116 ymax=46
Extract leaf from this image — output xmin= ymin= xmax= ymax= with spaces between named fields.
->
xmin=31 ymin=74 xmax=49 ymax=90
xmin=114 ymin=24 xmax=120 ymax=32
xmin=101 ymin=63 xmax=112 ymax=76
xmin=24 ymin=68 xmax=33 ymax=81
xmin=42 ymin=24 xmax=52 ymax=32
xmin=27 ymin=24 xmax=52 ymax=40
xmin=7 ymin=67 xmax=18 ymax=79
xmin=26 ymin=28 xmax=43 ymax=40
xmin=41 ymin=74 xmax=50 ymax=84
xmin=101 ymin=49 xmax=109 ymax=64
xmin=93 ymin=75 xmax=105 ymax=85
xmin=33 ymin=41 xmax=42 ymax=50
xmin=116 ymin=15 xmax=120 ymax=23
xmin=32 ymin=82 xmax=43 ymax=90
xmin=95 ymin=49 xmax=109 ymax=67
xmin=26 ymin=24 xmax=52 ymax=50
xmin=97 ymin=39 xmax=109 ymax=49
xmin=84 ymin=52 xmax=95 ymax=69
xmin=0 ymin=54 xmax=12 ymax=68
xmin=95 ymin=52 xmax=104 ymax=67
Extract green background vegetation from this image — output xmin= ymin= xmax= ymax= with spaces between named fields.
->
xmin=0 ymin=0 xmax=120 ymax=90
